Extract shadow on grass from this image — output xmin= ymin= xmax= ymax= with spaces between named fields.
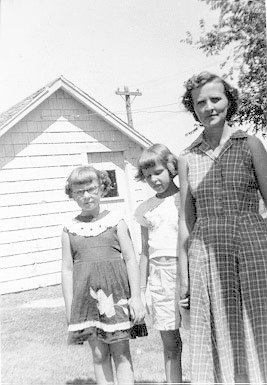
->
xmin=66 ymin=379 xmax=167 ymax=384
xmin=66 ymin=379 xmax=189 ymax=384
xmin=66 ymin=379 xmax=96 ymax=384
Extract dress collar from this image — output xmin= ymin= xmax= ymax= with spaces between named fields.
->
xmin=66 ymin=210 xmax=123 ymax=237
xmin=187 ymin=128 xmax=247 ymax=151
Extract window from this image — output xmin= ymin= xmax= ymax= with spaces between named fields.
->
xmin=105 ymin=169 xmax=119 ymax=198
xmin=85 ymin=151 xmax=125 ymax=199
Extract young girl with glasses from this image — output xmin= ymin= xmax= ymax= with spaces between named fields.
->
xmin=61 ymin=165 xmax=147 ymax=385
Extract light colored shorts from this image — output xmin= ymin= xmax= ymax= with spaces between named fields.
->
xmin=148 ymin=257 xmax=181 ymax=331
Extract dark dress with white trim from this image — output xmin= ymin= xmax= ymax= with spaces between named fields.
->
xmin=64 ymin=210 xmax=147 ymax=345
xmin=183 ymin=129 xmax=267 ymax=383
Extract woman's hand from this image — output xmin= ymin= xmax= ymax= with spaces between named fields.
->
xmin=179 ymin=295 xmax=190 ymax=310
xmin=180 ymin=282 xmax=190 ymax=309
xmin=129 ymin=296 xmax=146 ymax=323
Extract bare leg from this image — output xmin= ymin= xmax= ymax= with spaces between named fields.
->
xmin=89 ymin=338 xmax=114 ymax=385
xmin=160 ymin=329 xmax=182 ymax=383
xmin=110 ymin=340 xmax=134 ymax=385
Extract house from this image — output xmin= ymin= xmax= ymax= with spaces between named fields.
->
xmin=0 ymin=76 xmax=153 ymax=294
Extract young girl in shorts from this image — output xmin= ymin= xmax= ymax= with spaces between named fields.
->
xmin=61 ymin=165 xmax=147 ymax=385
xmin=134 ymin=144 xmax=183 ymax=383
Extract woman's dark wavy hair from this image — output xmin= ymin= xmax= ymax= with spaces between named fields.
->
xmin=65 ymin=165 xmax=111 ymax=198
xmin=135 ymin=143 xmax=178 ymax=182
xmin=182 ymin=71 xmax=239 ymax=123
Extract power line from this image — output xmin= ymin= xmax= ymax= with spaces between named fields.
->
xmin=133 ymin=102 xmax=178 ymax=111
xmin=115 ymin=86 xmax=142 ymax=127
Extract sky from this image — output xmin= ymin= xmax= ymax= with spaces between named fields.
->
xmin=0 ymin=0 xmax=230 ymax=155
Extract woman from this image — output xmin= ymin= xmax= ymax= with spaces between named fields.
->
xmin=178 ymin=71 xmax=267 ymax=383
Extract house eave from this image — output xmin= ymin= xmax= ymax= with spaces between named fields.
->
xmin=0 ymin=76 xmax=152 ymax=149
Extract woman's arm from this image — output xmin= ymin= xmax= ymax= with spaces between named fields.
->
xmin=61 ymin=230 xmax=73 ymax=324
xmin=178 ymin=155 xmax=196 ymax=306
xmin=248 ymin=135 xmax=267 ymax=207
xmin=117 ymin=219 xmax=145 ymax=322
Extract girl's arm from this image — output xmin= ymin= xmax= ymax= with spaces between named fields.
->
xmin=178 ymin=155 xmax=196 ymax=307
xmin=248 ymin=135 xmax=267 ymax=207
xmin=117 ymin=219 xmax=145 ymax=323
xmin=139 ymin=225 xmax=149 ymax=294
xmin=61 ymin=230 xmax=73 ymax=324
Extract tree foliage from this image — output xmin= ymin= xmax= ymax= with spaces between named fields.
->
xmin=183 ymin=0 xmax=267 ymax=133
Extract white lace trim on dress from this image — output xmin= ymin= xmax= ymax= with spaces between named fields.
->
xmin=64 ymin=211 xmax=123 ymax=237
xmin=68 ymin=319 xmax=133 ymax=332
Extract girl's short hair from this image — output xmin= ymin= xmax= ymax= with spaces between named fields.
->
xmin=135 ymin=143 xmax=178 ymax=181
xmin=65 ymin=165 xmax=111 ymax=198
xmin=182 ymin=71 xmax=239 ymax=122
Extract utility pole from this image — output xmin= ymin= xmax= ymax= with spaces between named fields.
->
xmin=115 ymin=86 xmax=142 ymax=128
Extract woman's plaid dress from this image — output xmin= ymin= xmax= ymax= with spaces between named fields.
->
xmin=184 ymin=129 xmax=267 ymax=384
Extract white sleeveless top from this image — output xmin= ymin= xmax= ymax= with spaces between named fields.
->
xmin=134 ymin=193 xmax=180 ymax=259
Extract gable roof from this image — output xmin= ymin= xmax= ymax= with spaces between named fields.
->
xmin=0 ymin=76 xmax=152 ymax=148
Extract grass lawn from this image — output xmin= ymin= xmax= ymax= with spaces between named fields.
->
xmin=1 ymin=284 xmax=190 ymax=384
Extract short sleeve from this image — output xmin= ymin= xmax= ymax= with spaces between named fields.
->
xmin=134 ymin=200 xmax=150 ymax=227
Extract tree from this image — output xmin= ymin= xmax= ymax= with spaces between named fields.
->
xmin=183 ymin=0 xmax=267 ymax=133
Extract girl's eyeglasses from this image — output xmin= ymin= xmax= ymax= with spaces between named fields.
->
xmin=72 ymin=186 xmax=100 ymax=197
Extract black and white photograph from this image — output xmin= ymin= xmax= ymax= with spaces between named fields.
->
xmin=1 ymin=0 xmax=266 ymax=384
